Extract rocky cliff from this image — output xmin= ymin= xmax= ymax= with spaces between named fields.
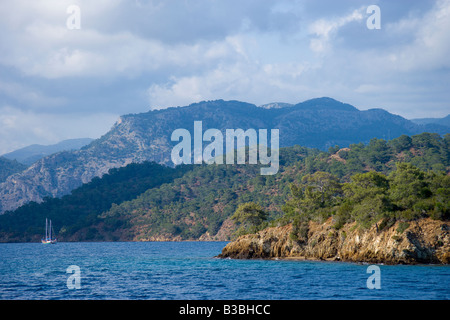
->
xmin=0 ymin=114 xmax=173 ymax=213
xmin=1 ymin=98 xmax=448 ymax=214
xmin=218 ymin=218 xmax=450 ymax=264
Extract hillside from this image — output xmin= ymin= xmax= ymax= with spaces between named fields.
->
xmin=217 ymin=218 xmax=450 ymax=264
xmin=0 ymin=132 xmax=448 ymax=242
xmin=0 ymin=162 xmax=191 ymax=242
xmin=217 ymin=134 xmax=450 ymax=264
xmin=0 ymin=157 xmax=27 ymax=183
xmin=2 ymin=138 xmax=93 ymax=165
xmin=0 ymin=98 xmax=448 ymax=214
xmin=411 ymin=114 xmax=450 ymax=127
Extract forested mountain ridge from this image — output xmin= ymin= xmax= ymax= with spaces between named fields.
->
xmin=0 ymin=98 xmax=448 ymax=214
xmin=411 ymin=114 xmax=450 ymax=127
xmin=0 ymin=162 xmax=192 ymax=242
xmin=0 ymin=132 xmax=448 ymax=242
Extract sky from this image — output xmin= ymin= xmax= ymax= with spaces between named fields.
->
xmin=0 ymin=0 xmax=449 ymax=154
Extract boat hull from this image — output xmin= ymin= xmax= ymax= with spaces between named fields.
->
xmin=41 ymin=239 xmax=57 ymax=244
xmin=42 ymin=218 xmax=57 ymax=244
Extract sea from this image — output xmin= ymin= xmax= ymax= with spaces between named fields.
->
xmin=0 ymin=241 xmax=449 ymax=300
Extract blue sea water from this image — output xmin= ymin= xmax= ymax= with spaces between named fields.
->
xmin=0 ymin=242 xmax=448 ymax=300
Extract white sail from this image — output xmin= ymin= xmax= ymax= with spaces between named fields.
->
xmin=42 ymin=218 xmax=57 ymax=244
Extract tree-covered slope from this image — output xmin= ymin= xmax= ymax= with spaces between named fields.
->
xmin=101 ymin=132 xmax=448 ymax=242
xmin=0 ymin=162 xmax=191 ymax=242
xmin=1 ymin=98 xmax=448 ymax=214
xmin=1 ymin=132 xmax=447 ymax=242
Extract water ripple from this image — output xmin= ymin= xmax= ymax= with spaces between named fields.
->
xmin=0 ymin=242 xmax=449 ymax=300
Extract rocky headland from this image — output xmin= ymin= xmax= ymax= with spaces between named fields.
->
xmin=218 ymin=218 xmax=450 ymax=264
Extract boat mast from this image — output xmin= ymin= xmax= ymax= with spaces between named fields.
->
xmin=45 ymin=218 xmax=48 ymax=240
xmin=49 ymin=220 xmax=52 ymax=240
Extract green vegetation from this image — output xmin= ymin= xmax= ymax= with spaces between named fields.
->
xmin=0 ymin=162 xmax=191 ymax=241
xmin=0 ymin=157 xmax=27 ymax=183
xmin=231 ymin=202 xmax=268 ymax=236
xmin=0 ymin=132 xmax=448 ymax=242
xmin=283 ymin=162 xmax=449 ymax=241
xmin=396 ymin=222 xmax=410 ymax=234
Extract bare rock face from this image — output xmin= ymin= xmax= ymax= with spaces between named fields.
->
xmin=1 ymin=98 xmax=442 ymax=214
xmin=0 ymin=114 xmax=173 ymax=214
xmin=218 ymin=218 xmax=450 ymax=264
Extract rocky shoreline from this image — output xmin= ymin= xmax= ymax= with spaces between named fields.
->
xmin=217 ymin=218 xmax=450 ymax=264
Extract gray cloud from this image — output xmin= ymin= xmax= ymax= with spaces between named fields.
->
xmin=87 ymin=0 xmax=302 ymax=44
xmin=0 ymin=0 xmax=449 ymax=154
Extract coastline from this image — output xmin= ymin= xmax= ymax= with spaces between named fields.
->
xmin=217 ymin=218 xmax=450 ymax=265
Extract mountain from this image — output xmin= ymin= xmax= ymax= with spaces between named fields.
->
xmin=0 ymin=97 xmax=448 ymax=214
xmin=411 ymin=114 xmax=450 ymax=127
xmin=0 ymin=161 xmax=191 ymax=242
xmin=0 ymin=157 xmax=27 ymax=183
xmin=2 ymin=138 xmax=94 ymax=165
xmin=0 ymin=132 xmax=448 ymax=242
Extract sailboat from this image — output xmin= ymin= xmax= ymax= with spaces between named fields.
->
xmin=41 ymin=218 xmax=57 ymax=244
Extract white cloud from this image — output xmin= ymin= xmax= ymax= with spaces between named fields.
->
xmin=385 ymin=0 xmax=450 ymax=71
xmin=308 ymin=7 xmax=365 ymax=53
xmin=0 ymin=0 xmax=449 ymax=155
xmin=147 ymin=56 xmax=312 ymax=110
xmin=0 ymin=80 xmax=66 ymax=109
xmin=0 ymin=0 xmax=295 ymax=79
xmin=1 ymin=23 xmax=253 ymax=80
xmin=0 ymin=105 xmax=118 ymax=154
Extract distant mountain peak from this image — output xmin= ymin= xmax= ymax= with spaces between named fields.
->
xmin=295 ymin=97 xmax=358 ymax=112
xmin=2 ymin=138 xmax=94 ymax=165
xmin=0 ymin=97 xmax=447 ymax=214
xmin=411 ymin=114 xmax=450 ymax=127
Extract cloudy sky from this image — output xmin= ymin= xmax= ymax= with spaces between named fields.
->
xmin=0 ymin=0 xmax=449 ymax=154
